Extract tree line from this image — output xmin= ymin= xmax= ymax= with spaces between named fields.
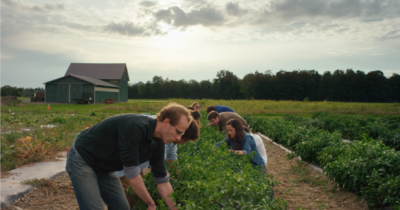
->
xmin=0 ymin=86 xmax=44 ymax=97
xmin=2 ymin=69 xmax=399 ymax=102
xmin=128 ymin=69 xmax=400 ymax=102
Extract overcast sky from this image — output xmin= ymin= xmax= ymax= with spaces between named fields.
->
xmin=1 ymin=0 xmax=400 ymax=88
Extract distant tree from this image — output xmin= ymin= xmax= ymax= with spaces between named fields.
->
xmin=213 ymin=70 xmax=241 ymax=99
xmin=317 ymin=71 xmax=333 ymax=101
xmin=389 ymin=73 xmax=400 ymax=102
xmin=1 ymin=85 xmax=23 ymax=96
xmin=366 ymin=70 xmax=391 ymax=102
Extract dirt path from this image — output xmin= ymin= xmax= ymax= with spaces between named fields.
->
xmin=262 ymin=135 xmax=369 ymax=210
xmin=1 ymin=173 xmax=89 ymax=210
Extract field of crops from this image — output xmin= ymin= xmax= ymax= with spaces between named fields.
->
xmin=2 ymin=99 xmax=400 ymax=209
xmin=1 ymin=109 xmax=284 ymax=209
xmin=244 ymin=115 xmax=400 ymax=208
xmin=131 ymin=116 xmax=284 ymax=209
xmin=282 ymin=113 xmax=400 ymax=150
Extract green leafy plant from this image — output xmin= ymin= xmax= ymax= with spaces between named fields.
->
xmin=132 ymin=115 xmax=287 ymax=209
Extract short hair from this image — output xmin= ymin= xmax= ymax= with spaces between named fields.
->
xmin=207 ymin=106 xmax=215 ymax=114
xmin=207 ymin=111 xmax=219 ymax=121
xmin=182 ymin=121 xmax=200 ymax=142
xmin=157 ymin=103 xmax=193 ymax=126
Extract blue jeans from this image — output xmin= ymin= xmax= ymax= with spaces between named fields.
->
xmin=66 ymin=148 xmax=130 ymax=210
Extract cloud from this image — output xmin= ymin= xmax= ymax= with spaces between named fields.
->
xmin=154 ymin=6 xmax=225 ymax=27
xmin=225 ymin=2 xmax=247 ymax=16
xmin=139 ymin=1 xmax=156 ymax=7
xmin=379 ymin=30 xmax=400 ymax=41
xmin=103 ymin=21 xmax=146 ymax=36
xmin=2 ymin=0 xmax=65 ymax=13
xmin=264 ymin=0 xmax=400 ymax=20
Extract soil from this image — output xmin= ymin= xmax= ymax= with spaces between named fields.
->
xmin=1 ymin=173 xmax=91 ymax=210
xmin=1 ymin=169 xmax=151 ymax=210
xmin=262 ymin=136 xmax=370 ymax=210
xmin=1 ymin=140 xmax=369 ymax=210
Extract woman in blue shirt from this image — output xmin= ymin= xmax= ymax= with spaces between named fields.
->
xmin=214 ymin=119 xmax=267 ymax=175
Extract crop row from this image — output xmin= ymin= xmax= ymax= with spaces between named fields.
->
xmin=133 ymin=115 xmax=286 ymax=210
xmin=282 ymin=113 xmax=400 ymax=150
xmin=244 ymin=115 xmax=400 ymax=208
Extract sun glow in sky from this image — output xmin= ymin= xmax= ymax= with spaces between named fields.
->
xmin=1 ymin=0 xmax=400 ymax=87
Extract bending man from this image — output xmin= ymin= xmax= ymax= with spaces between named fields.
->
xmin=66 ymin=103 xmax=193 ymax=210
xmin=207 ymin=111 xmax=247 ymax=131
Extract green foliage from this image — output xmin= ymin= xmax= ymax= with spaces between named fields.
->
xmin=283 ymin=113 xmax=400 ymax=150
xmin=362 ymin=171 xmax=400 ymax=207
xmin=133 ymin=117 xmax=286 ymax=209
xmin=245 ymin=115 xmax=400 ymax=208
xmin=128 ymin=69 xmax=400 ymax=102
xmin=321 ymin=138 xmax=400 ymax=192
xmin=294 ymin=131 xmax=342 ymax=164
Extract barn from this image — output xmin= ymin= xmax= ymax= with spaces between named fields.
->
xmin=44 ymin=63 xmax=129 ymax=103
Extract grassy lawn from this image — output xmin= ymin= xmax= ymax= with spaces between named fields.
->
xmin=4 ymin=98 xmax=399 ymax=115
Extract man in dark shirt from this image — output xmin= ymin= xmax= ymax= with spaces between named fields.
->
xmin=66 ymin=103 xmax=193 ymax=210
xmin=207 ymin=111 xmax=247 ymax=131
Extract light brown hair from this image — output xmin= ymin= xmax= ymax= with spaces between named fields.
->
xmin=157 ymin=103 xmax=193 ymax=126
xmin=191 ymin=102 xmax=199 ymax=109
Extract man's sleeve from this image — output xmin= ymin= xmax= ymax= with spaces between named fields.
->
xmin=149 ymin=143 xmax=169 ymax=184
xmin=165 ymin=144 xmax=178 ymax=160
xmin=118 ymin=123 xmax=142 ymax=180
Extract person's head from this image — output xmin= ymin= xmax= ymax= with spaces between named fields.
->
xmin=207 ymin=106 xmax=215 ymax=114
xmin=157 ymin=103 xmax=193 ymax=144
xmin=190 ymin=110 xmax=202 ymax=124
xmin=207 ymin=111 xmax=220 ymax=126
xmin=174 ymin=120 xmax=200 ymax=145
xmin=226 ymin=119 xmax=245 ymax=150
xmin=191 ymin=102 xmax=200 ymax=111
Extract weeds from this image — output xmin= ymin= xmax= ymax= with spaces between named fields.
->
xmin=1 ymin=112 xmax=113 ymax=171
xmin=290 ymin=160 xmax=328 ymax=187
xmin=22 ymin=178 xmax=53 ymax=188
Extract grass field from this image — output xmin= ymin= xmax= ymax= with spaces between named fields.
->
xmin=2 ymin=97 xmax=399 ymax=116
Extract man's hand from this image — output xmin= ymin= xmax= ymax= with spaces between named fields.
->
xmin=128 ymin=175 xmax=155 ymax=207
xmin=148 ymin=203 xmax=156 ymax=210
xmin=157 ymin=182 xmax=177 ymax=210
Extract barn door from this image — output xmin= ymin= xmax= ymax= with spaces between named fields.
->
xmin=57 ymin=84 xmax=69 ymax=103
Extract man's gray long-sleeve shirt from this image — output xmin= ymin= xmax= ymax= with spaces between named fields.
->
xmin=74 ymin=114 xmax=169 ymax=184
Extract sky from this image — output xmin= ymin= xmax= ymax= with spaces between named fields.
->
xmin=1 ymin=0 xmax=400 ymax=88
